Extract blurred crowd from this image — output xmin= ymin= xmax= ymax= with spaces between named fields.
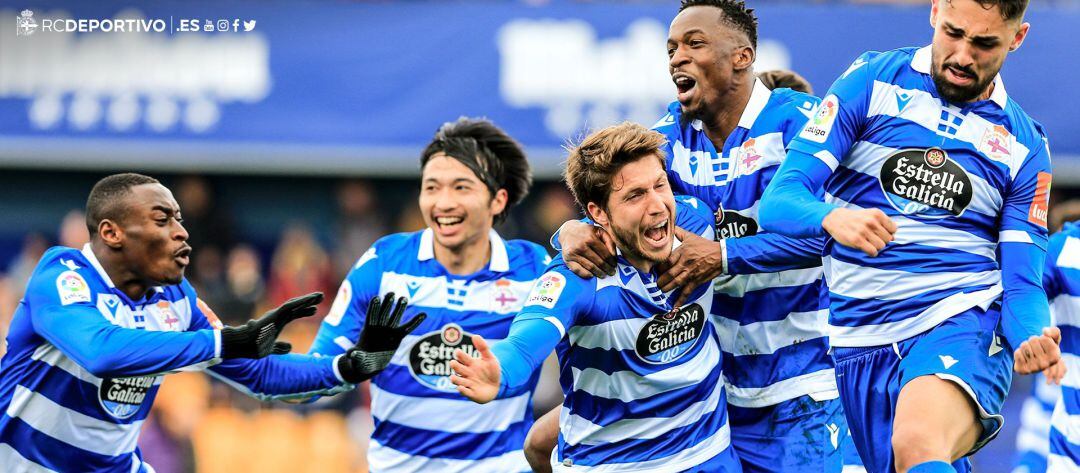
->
xmin=0 ymin=174 xmax=579 ymax=473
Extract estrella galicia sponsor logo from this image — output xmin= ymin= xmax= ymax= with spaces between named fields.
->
xmin=99 ymin=376 xmax=154 ymax=419
xmin=408 ymin=323 xmax=478 ymax=392
xmin=635 ymin=303 xmax=706 ymax=364
xmin=880 ymin=148 xmax=972 ymax=218
xmin=714 ymin=204 xmax=758 ymax=240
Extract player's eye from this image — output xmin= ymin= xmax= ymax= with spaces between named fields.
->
xmin=690 ymin=39 xmax=705 ymax=47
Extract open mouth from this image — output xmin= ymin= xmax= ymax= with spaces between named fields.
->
xmin=643 ymin=219 xmax=669 ymax=247
xmin=945 ymin=65 xmax=977 ymax=85
xmin=673 ymin=73 xmax=697 ymax=101
xmin=434 ymin=216 xmax=465 ymax=230
xmin=173 ymin=247 xmax=191 ymax=266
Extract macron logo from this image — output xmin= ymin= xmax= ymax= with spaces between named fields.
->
xmin=939 ymin=355 xmax=959 ymax=369
xmin=895 ymin=91 xmax=913 ymax=113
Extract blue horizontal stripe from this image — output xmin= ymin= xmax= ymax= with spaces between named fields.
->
xmin=372 ymin=417 xmax=529 ymax=460
xmin=828 ymin=284 xmax=998 ymax=328
xmin=23 ymin=360 xmax=156 ymax=424
xmin=565 ymin=327 xmax=716 ymax=377
xmin=831 ymin=242 xmax=997 ymax=274
xmin=1050 ymin=425 xmax=1080 ymax=459
xmin=1061 ymin=325 xmax=1080 ymax=357
xmin=374 ymin=364 xmax=538 ymax=401
xmin=1061 ymin=386 xmax=1080 ymax=415
xmin=0 ymin=414 xmax=132 ymax=472
xmin=565 ymin=362 xmax=723 ymax=426
xmin=722 ymin=339 xmax=832 ymax=389
xmin=712 ymin=283 xmax=826 ymax=324
xmin=562 ymin=392 xmax=729 ymax=467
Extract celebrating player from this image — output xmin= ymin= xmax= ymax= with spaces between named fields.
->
xmin=308 ymin=118 xmax=554 ymax=472
xmin=759 ymin=0 xmax=1060 ymax=472
xmin=0 ymin=173 xmax=419 ymax=472
xmin=551 ymin=1 xmax=844 ymax=471
xmin=451 ymin=122 xmax=741 ymax=471
xmin=1046 ymin=213 xmax=1080 ymax=472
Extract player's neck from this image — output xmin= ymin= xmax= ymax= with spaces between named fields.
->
xmin=701 ymin=72 xmax=754 ymax=149
xmin=91 ymin=242 xmax=152 ymax=301
xmin=434 ymin=233 xmax=492 ymax=276
xmin=977 ymin=80 xmax=995 ymax=102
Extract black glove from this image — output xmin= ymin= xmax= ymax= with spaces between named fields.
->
xmin=337 ymin=292 xmax=426 ymax=383
xmin=220 ymin=292 xmax=324 ymax=359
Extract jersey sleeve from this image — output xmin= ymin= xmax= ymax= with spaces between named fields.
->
xmin=1000 ymin=136 xmax=1052 ymax=250
xmin=187 ymin=295 xmax=352 ymax=401
xmin=27 ymin=264 xmax=218 ymax=379
xmin=492 ymin=261 xmax=593 ymax=397
xmin=309 ymin=246 xmax=382 ymax=357
xmin=1043 ymin=232 xmax=1067 ymax=302
xmin=724 ymin=234 xmax=825 ymax=275
xmin=787 ymin=52 xmax=875 ymax=170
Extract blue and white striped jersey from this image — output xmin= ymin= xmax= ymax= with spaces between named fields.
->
xmin=652 ymin=79 xmax=836 ymax=408
xmin=309 ymin=229 xmax=549 ymax=473
xmin=0 ymin=245 xmax=349 ymax=472
xmin=513 ymin=198 xmax=738 ymax=471
xmin=1046 ymin=222 xmax=1080 ymax=471
xmin=784 ymin=46 xmax=1053 ymax=347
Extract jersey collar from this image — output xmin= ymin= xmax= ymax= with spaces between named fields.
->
xmin=80 ymin=243 xmax=165 ymax=303
xmin=417 ymin=228 xmax=509 ymax=272
xmin=911 ymin=44 xmax=1008 ymax=109
xmin=738 ymin=78 xmax=773 ymax=130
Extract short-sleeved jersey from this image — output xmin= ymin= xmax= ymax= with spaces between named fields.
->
xmin=1047 ymin=222 xmax=1080 ymax=468
xmin=787 ymin=46 xmax=1053 ymax=347
xmin=516 ymin=197 xmax=735 ymax=471
xmin=653 ymin=80 xmax=836 ymax=407
xmin=309 ymin=229 xmax=549 ymax=473
xmin=0 ymin=245 xmax=345 ymax=472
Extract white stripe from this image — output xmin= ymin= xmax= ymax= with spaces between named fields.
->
xmin=0 ymin=443 xmax=57 ymax=473
xmin=368 ymin=439 xmax=528 ymax=473
xmin=569 ymin=336 xmax=720 ymax=403
xmin=1000 ymin=230 xmax=1034 ymax=244
xmin=827 ymin=257 xmax=1000 ymax=302
xmin=1060 ymin=237 xmax=1080 ymax=269
xmin=369 ymin=383 xmax=529 ymax=434
xmin=379 ymin=272 xmax=535 ymax=315
xmin=841 ymin=466 xmax=868 ymax=473
xmin=712 ymin=266 xmax=823 ymax=299
xmin=828 ymin=284 xmax=1002 ymax=347
xmin=1062 ymin=354 xmax=1080 ymax=390
xmin=553 ymin=417 xmax=731 ymax=473
xmin=7 ymin=385 xmax=142 ymax=457
xmin=724 ymin=369 xmax=838 ymax=408
xmin=1054 ymin=296 xmax=1080 ymax=331
xmin=1016 ymin=428 xmax=1051 ymax=457
xmin=567 ymin=317 xmax=646 ymax=351
xmin=713 ymin=309 xmax=828 ymax=357
xmin=1048 ymin=453 xmax=1080 ymax=473
xmin=31 ymin=344 xmax=100 ymax=385
xmin=333 ymin=336 xmax=353 ymax=351
xmin=815 ymin=150 xmax=840 ymax=171
xmin=562 ymin=374 xmax=725 ymax=446
xmin=544 ymin=317 xmax=566 ymax=338
xmin=1052 ymin=400 xmax=1080 ymax=450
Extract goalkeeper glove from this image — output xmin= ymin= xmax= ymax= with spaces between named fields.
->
xmin=220 ymin=292 xmax=324 ymax=359
xmin=337 ymin=292 xmax=426 ymax=383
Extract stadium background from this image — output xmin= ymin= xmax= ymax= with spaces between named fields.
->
xmin=1 ymin=1 xmax=1078 ymax=471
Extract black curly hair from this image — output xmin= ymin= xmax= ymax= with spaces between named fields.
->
xmin=679 ymin=0 xmax=758 ymax=50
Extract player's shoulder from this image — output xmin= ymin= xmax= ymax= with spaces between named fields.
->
xmin=651 ymin=101 xmax=683 ymax=135
xmin=502 ymin=239 xmax=552 ymax=277
xmin=763 ymin=88 xmax=822 ymax=129
xmin=674 ymin=195 xmax=713 ymax=232
xmin=999 ymin=100 xmax=1050 ymax=152
xmin=26 ymin=246 xmax=102 ymax=305
xmin=543 ymin=254 xmax=597 ymax=291
xmin=351 ymin=230 xmax=421 ymax=270
xmin=836 ymin=47 xmax=913 ymax=84
xmin=30 ymin=246 xmax=97 ymax=285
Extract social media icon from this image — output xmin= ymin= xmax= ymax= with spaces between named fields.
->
xmin=243 ymin=20 xmax=256 ymax=31
xmin=216 ymin=19 xmax=229 ymax=31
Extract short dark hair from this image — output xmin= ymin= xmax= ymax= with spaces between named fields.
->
xmin=950 ymin=0 xmax=1028 ymax=21
xmin=420 ymin=117 xmax=532 ymax=224
xmin=86 ymin=173 xmax=160 ymax=236
xmin=564 ymin=122 xmax=668 ymax=213
xmin=679 ymin=0 xmax=758 ymax=49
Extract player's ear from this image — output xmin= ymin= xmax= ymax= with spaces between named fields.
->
xmin=98 ymin=219 xmax=124 ymax=249
xmin=1009 ymin=22 xmax=1030 ymax=52
xmin=586 ymin=202 xmax=609 ymax=227
xmin=929 ymin=0 xmax=940 ymax=27
xmin=489 ymin=188 xmax=508 ymax=217
xmin=732 ymin=45 xmax=754 ymax=72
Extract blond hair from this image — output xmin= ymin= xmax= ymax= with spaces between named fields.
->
xmin=563 ymin=122 xmax=668 ymax=212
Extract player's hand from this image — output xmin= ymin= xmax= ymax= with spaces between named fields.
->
xmin=220 ymin=292 xmax=324 ymax=359
xmin=338 ymin=292 xmax=426 ymax=383
xmin=558 ymin=220 xmax=616 ymax=279
xmin=1014 ymin=327 xmax=1066 ymax=384
xmin=449 ymin=335 xmax=501 ymax=404
xmin=656 ymin=227 xmax=724 ymax=308
xmin=821 ymin=208 xmax=897 ymax=257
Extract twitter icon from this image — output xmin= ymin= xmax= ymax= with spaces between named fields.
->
xmin=243 ymin=19 xmax=256 ymax=31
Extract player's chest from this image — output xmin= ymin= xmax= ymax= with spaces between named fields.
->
xmin=95 ymin=293 xmax=188 ymax=332
xmin=378 ymin=273 xmax=534 ymax=315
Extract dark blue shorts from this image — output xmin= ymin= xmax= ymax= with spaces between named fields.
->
xmin=831 ymin=305 xmax=1013 ymax=473
xmin=728 ymin=395 xmax=846 ymax=473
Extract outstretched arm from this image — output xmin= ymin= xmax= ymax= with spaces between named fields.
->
xmin=450 ymin=318 xmax=562 ymax=403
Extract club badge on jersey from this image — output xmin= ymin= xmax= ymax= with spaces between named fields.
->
xmin=408 ymin=323 xmax=480 ymax=392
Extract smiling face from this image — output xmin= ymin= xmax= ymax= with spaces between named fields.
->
xmin=667 ymin=5 xmax=753 ymax=122
xmin=929 ymin=0 xmax=1028 ymax=102
xmin=113 ymin=183 xmax=191 ymax=286
xmin=419 ymin=153 xmax=508 ymax=254
xmin=587 ymin=155 xmax=676 ymax=271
